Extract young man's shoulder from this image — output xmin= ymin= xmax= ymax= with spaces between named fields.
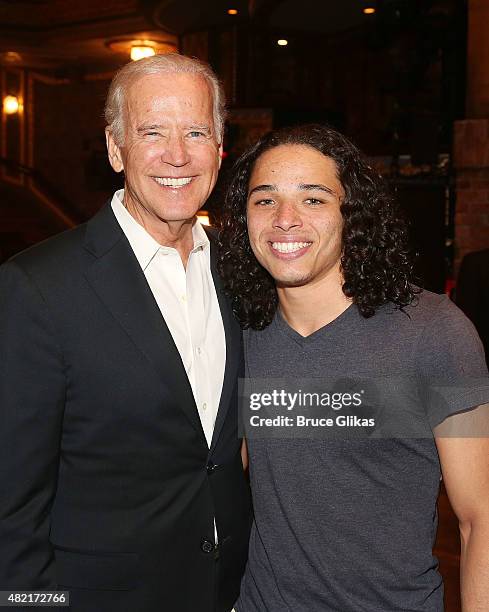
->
xmin=380 ymin=288 xmax=460 ymax=325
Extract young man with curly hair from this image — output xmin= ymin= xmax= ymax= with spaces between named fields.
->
xmin=219 ymin=124 xmax=489 ymax=612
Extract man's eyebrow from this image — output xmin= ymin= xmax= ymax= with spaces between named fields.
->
xmin=135 ymin=124 xmax=212 ymax=135
xmin=136 ymin=124 xmax=165 ymax=134
xmin=248 ymin=184 xmax=278 ymax=197
xmin=187 ymin=124 xmax=211 ymax=132
xmin=248 ymin=183 xmax=339 ymax=198
xmin=298 ymin=183 xmax=337 ymax=195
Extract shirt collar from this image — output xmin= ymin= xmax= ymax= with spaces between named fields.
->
xmin=191 ymin=215 xmax=210 ymax=251
xmin=111 ymin=189 xmax=210 ymax=270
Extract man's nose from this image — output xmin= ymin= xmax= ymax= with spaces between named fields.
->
xmin=272 ymin=201 xmax=302 ymax=232
xmin=161 ymin=135 xmax=191 ymax=167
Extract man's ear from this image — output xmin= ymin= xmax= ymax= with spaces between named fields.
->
xmin=105 ymin=128 xmax=124 ymax=173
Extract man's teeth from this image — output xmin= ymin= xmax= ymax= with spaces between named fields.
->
xmin=271 ymin=242 xmax=311 ymax=253
xmin=154 ymin=177 xmax=192 ymax=187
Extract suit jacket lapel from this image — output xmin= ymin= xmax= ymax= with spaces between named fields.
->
xmin=207 ymin=232 xmax=241 ymax=452
xmin=82 ymin=203 xmax=205 ymax=439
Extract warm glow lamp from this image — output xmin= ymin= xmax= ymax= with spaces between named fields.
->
xmin=130 ymin=45 xmax=156 ymax=61
xmin=277 ymin=39 xmax=288 ymax=46
xmin=3 ymin=95 xmax=20 ymax=114
xmin=107 ymin=38 xmax=177 ymax=60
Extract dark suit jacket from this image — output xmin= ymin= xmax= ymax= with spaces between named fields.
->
xmin=456 ymin=248 xmax=489 ymax=365
xmin=0 ymin=203 xmax=251 ymax=612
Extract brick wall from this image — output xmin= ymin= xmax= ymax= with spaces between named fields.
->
xmin=453 ymin=119 xmax=489 ymax=270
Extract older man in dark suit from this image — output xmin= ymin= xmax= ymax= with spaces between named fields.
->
xmin=0 ymin=54 xmax=251 ymax=612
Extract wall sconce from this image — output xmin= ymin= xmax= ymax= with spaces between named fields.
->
xmin=3 ymin=95 xmax=21 ymax=115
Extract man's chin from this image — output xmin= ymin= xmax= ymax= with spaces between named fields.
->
xmin=274 ymin=274 xmax=312 ymax=289
xmin=255 ymin=256 xmax=312 ymax=288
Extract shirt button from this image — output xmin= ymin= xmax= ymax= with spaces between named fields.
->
xmin=197 ymin=347 xmax=202 ymax=355
xmin=201 ymin=539 xmax=214 ymax=554
xmin=181 ymin=295 xmax=186 ymax=302
xmin=206 ymin=461 xmax=217 ymax=475
xmin=202 ymin=403 xmax=207 ymax=411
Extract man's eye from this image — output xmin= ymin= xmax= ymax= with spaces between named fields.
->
xmin=189 ymin=131 xmax=206 ymax=138
xmin=305 ymin=198 xmax=323 ymax=205
xmin=255 ymin=199 xmax=275 ymax=206
xmin=145 ymin=132 xmax=160 ymax=137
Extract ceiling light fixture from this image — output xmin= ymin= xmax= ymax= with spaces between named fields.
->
xmin=227 ymin=8 xmax=238 ymax=15
xmin=277 ymin=39 xmax=288 ymax=46
xmin=106 ymin=38 xmax=177 ymax=60
xmin=363 ymin=6 xmax=376 ymax=14
xmin=130 ymin=45 xmax=156 ymax=61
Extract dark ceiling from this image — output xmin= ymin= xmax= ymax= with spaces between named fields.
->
xmin=0 ymin=0 xmax=391 ymax=70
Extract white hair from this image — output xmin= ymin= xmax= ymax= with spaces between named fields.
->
xmin=104 ymin=53 xmax=226 ymax=145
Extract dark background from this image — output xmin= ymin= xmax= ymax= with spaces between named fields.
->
xmin=0 ymin=0 xmax=468 ymax=293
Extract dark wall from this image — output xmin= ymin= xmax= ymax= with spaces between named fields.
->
xmin=394 ymin=180 xmax=447 ymax=293
xmin=33 ymin=76 xmax=121 ymax=218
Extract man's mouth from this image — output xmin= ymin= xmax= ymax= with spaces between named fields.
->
xmin=153 ymin=176 xmax=193 ymax=188
xmin=271 ymin=241 xmax=312 ymax=254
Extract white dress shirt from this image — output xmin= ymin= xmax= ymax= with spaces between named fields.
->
xmin=111 ymin=190 xmax=226 ymax=448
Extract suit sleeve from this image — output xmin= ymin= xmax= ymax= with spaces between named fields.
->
xmin=0 ymin=261 xmax=66 ymax=588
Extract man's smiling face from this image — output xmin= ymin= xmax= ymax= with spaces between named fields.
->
xmin=106 ymin=72 xmax=222 ymax=234
xmin=246 ymin=144 xmax=345 ymax=289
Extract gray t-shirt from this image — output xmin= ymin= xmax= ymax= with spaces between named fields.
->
xmin=236 ymin=291 xmax=489 ymax=612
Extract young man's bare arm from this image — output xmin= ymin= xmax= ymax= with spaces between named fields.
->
xmin=436 ymin=405 xmax=489 ymax=612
